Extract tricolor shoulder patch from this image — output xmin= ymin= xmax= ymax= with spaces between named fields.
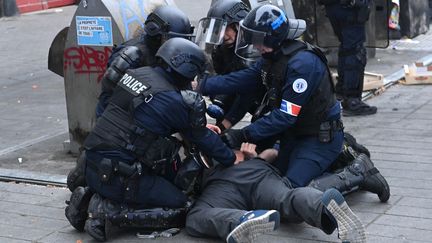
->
xmin=280 ymin=99 xmax=301 ymax=117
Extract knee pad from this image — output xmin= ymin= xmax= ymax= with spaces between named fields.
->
xmin=341 ymin=44 xmax=366 ymax=70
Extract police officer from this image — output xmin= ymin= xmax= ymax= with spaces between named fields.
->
xmin=66 ymin=5 xmax=195 ymax=192
xmin=65 ymin=38 xmax=236 ymax=242
xmin=199 ymin=5 xmax=389 ymax=202
xmin=96 ymin=5 xmax=195 ymax=116
xmin=319 ymin=0 xmax=377 ymax=116
xmin=196 ymin=0 xmax=260 ymax=131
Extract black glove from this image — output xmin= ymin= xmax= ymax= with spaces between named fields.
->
xmin=215 ymin=120 xmax=227 ymax=132
xmin=221 ymin=129 xmax=249 ymax=149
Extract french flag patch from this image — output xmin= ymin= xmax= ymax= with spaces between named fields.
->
xmin=280 ymin=99 xmax=301 ymax=117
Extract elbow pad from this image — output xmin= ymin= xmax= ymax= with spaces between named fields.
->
xmin=181 ymin=90 xmax=207 ymax=128
xmin=102 ymin=46 xmax=143 ymax=91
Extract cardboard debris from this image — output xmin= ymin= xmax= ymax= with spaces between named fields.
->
xmin=401 ymin=62 xmax=432 ymax=85
xmin=332 ymin=71 xmax=384 ymax=91
xmin=363 ymin=72 xmax=384 ymax=91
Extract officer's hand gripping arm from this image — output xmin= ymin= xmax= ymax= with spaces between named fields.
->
xmin=221 ymin=128 xmax=250 ymax=149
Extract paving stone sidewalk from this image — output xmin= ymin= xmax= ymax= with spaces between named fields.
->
xmin=1 ymin=83 xmax=432 ymax=243
xmin=1 ymin=2 xmax=432 ymax=243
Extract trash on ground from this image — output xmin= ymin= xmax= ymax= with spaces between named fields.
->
xmin=401 ymin=62 xmax=432 ymax=85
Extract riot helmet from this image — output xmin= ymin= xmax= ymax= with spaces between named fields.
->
xmin=156 ymin=38 xmax=206 ymax=81
xmin=235 ymin=4 xmax=306 ymax=62
xmin=195 ymin=0 xmax=250 ymax=48
xmin=144 ymin=6 xmax=195 ymax=41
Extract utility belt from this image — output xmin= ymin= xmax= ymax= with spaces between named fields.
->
xmin=318 ymin=119 xmax=344 ymax=143
xmin=85 ymin=147 xmax=209 ymax=196
xmin=86 ymin=156 xmax=149 ymax=183
xmin=85 ymin=153 xmax=152 ymax=201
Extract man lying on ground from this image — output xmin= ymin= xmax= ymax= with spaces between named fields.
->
xmin=186 ymin=141 xmax=366 ymax=243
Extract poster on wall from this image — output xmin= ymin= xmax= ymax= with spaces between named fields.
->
xmin=76 ymin=16 xmax=113 ymax=46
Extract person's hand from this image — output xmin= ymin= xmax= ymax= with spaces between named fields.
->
xmin=206 ymin=124 xmax=221 ymax=134
xmin=240 ymin=143 xmax=257 ymax=160
xmin=221 ymin=129 xmax=248 ymax=149
xmin=233 ymin=150 xmax=244 ymax=165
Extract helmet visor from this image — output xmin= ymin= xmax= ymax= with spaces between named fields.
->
xmin=195 ymin=17 xmax=227 ymax=48
xmin=234 ymin=20 xmax=266 ymax=63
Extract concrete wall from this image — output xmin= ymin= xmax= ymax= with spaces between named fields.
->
xmin=1 ymin=0 xmax=19 ymax=17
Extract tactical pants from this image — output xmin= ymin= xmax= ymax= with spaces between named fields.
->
xmin=185 ymin=160 xmax=335 ymax=239
xmin=273 ymin=130 xmax=344 ymax=188
xmin=325 ymin=4 xmax=368 ymax=99
xmin=85 ymin=152 xmax=187 ymax=208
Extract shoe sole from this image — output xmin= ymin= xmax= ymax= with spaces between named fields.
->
xmin=322 ymin=189 xmax=366 ymax=243
xmin=226 ymin=210 xmax=280 ymax=243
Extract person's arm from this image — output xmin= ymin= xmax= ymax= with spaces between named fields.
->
xmin=244 ymin=52 xmax=326 ymax=141
xmin=176 ymin=91 xmax=236 ymax=166
xmin=134 ymin=91 xmax=236 ymax=166
xmin=223 ymin=91 xmax=259 ymax=127
xmin=199 ymin=61 xmax=262 ymax=96
xmin=182 ymin=128 xmax=236 ymax=166
xmin=96 ymin=44 xmax=144 ymax=116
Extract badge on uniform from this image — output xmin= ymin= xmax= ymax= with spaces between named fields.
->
xmin=118 ymin=72 xmax=150 ymax=96
xmin=292 ymin=78 xmax=308 ymax=93
xmin=280 ymin=99 xmax=301 ymax=117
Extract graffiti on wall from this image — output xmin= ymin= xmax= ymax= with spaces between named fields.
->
xmin=119 ymin=0 xmax=145 ymax=39
xmin=64 ymin=46 xmax=112 ymax=83
xmin=119 ymin=0 xmax=174 ymax=40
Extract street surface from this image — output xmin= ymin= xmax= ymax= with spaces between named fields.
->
xmin=0 ymin=2 xmax=432 ymax=242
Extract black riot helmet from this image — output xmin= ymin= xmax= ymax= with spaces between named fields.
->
xmin=235 ymin=4 xmax=306 ymax=62
xmin=144 ymin=6 xmax=194 ymax=41
xmin=208 ymin=0 xmax=250 ymax=25
xmin=195 ymin=0 xmax=250 ymax=47
xmin=156 ymin=38 xmax=206 ymax=81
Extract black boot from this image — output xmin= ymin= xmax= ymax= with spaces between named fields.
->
xmin=85 ymin=194 xmax=107 ymax=242
xmin=65 ymin=186 xmax=93 ymax=231
xmin=67 ymin=151 xmax=87 ymax=192
xmin=357 ymin=154 xmax=390 ymax=202
xmin=343 ymin=132 xmax=370 ymax=158
xmin=342 ymin=98 xmax=377 ymax=117
xmin=85 ymin=194 xmax=122 ymax=242
xmin=331 ymin=132 xmax=370 ymax=171
xmin=309 ymin=154 xmax=390 ymax=202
